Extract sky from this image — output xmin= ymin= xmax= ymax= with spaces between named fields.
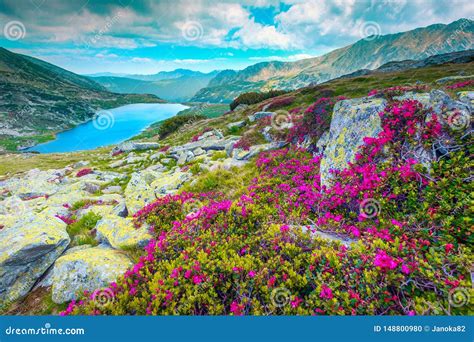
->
xmin=0 ymin=0 xmax=473 ymax=75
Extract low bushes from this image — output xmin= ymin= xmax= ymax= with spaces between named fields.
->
xmin=158 ymin=114 xmax=206 ymax=139
xmin=230 ymin=90 xmax=288 ymax=111
xmin=64 ymin=97 xmax=472 ymax=316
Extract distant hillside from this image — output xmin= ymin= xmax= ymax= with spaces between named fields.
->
xmin=91 ymin=69 xmax=219 ymax=101
xmin=334 ymin=49 xmax=474 ymax=80
xmin=0 ymin=47 xmax=163 ymax=150
xmin=192 ymin=18 xmax=474 ymax=103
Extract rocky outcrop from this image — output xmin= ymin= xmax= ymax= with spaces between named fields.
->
xmin=51 ymin=245 xmax=132 ymax=303
xmin=0 ymin=214 xmax=70 ymax=306
xmin=319 ymin=97 xmax=387 ymax=186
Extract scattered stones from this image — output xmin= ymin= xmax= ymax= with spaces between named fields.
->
xmin=435 ymin=75 xmax=474 ymax=84
xmin=111 ymin=141 xmax=160 ymax=155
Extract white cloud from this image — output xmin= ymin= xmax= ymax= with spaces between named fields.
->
xmin=0 ymin=0 xmax=472 ymax=52
xmin=233 ymin=21 xmax=293 ymax=49
xmin=131 ymin=57 xmax=152 ymax=63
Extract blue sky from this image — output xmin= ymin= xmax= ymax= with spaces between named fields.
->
xmin=0 ymin=0 xmax=472 ymax=75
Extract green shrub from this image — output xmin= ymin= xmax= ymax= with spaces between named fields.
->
xmin=230 ymin=90 xmax=288 ymax=111
xmin=158 ymin=114 xmax=206 ymax=139
xmin=67 ymin=212 xmax=101 ymax=247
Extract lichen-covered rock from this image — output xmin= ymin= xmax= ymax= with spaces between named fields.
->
xmin=124 ymin=170 xmax=189 ymax=215
xmin=96 ymin=216 xmax=151 ymax=249
xmin=457 ymin=91 xmax=474 ymax=110
xmin=227 ymin=120 xmax=246 ymax=129
xmin=51 ymin=245 xmax=132 ymax=303
xmin=393 ymin=92 xmax=431 ymax=108
xmin=1 ymin=168 xmax=67 ymax=198
xmin=232 ymin=142 xmax=288 ymax=161
xmin=320 ymin=97 xmax=387 ymax=186
xmin=177 ymin=150 xmax=194 ymax=165
xmin=248 ymin=111 xmax=273 ymax=122
xmin=0 ymin=214 xmax=70 ymax=306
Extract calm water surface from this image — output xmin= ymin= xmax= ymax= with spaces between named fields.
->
xmin=26 ymin=103 xmax=188 ymax=153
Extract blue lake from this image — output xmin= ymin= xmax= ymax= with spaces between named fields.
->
xmin=26 ymin=103 xmax=188 ymax=153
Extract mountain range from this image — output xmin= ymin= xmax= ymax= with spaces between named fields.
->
xmin=90 ymin=69 xmax=219 ymax=102
xmin=0 ymin=18 xmax=473 ymax=150
xmin=0 ymin=47 xmax=162 ymax=149
xmin=192 ymin=18 xmax=474 ymax=102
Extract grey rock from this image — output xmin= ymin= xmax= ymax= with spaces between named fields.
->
xmin=149 ymin=152 xmax=164 ymax=161
xmin=95 ymin=216 xmax=151 ymax=249
xmin=0 ymin=214 xmax=70 ymax=306
xmin=109 ymin=159 xmax=125 ymax=168
xmin=73 ymin=161 xmax=90 ymax=168
xmin=83 ymin=182 xmax=100 ymax=194
xmin=112 ymin=201 xmax=128 ymax=218
xmin=102 ymin=185 xmax=122 ymax=194
xmin=51 ymin=246 xmax=132 ymax=303
xmin=193 ymin=147 xmax=205 ymax=156
xmin=320 ymin=97 xmax=387 ymax=186
xmin=111 ymin=141 xmax=160 ymax=155
xmin=248 ymin=111 xmax=274 ymax=122
xmin=227 ymin=120 xmax=246 ymax=130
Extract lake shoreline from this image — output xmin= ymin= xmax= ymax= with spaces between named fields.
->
xmin=23 ymin=103 xmax=188 ymax=154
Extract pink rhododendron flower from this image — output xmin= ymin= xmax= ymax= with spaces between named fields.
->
xmin=320 ymin=284 xmax=333 ymax=299
xmin=230 ymin=301 xmax=244 ymax=316
xmin=374 ymin=250 xmax=398 ymax=270
xmin=445 ymin=243 xmax=454 ymax=254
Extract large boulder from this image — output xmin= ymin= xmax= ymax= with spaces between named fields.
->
xmin=0 ymin=214 xmax=70 ymax=306
xmin=96 ymin=216 xmax=151 ymax=249
xmin=51 ymin=245 xmax=132 ymax=303
xmin=320 ymin=97 xmax=387 ymax=186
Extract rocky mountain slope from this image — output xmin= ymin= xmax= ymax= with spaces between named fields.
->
xmin=0 ymin=58 xmax=472 ymax=315
xmin=193 ymin=18 xmax=474 ymax=103
xmin=91 ymin=70 xmax=219 ymax=102
xmin=0 ymin=48 xmax=163 ymax=150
